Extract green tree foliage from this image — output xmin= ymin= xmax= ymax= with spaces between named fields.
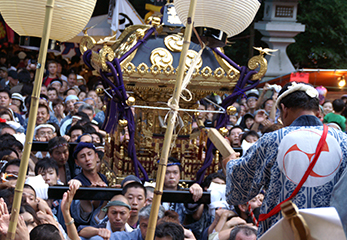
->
xmin=287 ymin=0 xmax=347 ymax=68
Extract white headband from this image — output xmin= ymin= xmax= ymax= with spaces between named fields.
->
xmin=276 ymin=82 xmax=319 ymax=109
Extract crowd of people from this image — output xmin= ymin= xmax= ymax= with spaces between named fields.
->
xmin=0 ymin=46 xmax=345 ymax=240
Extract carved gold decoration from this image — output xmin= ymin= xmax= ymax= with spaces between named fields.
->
xmin=115 ymin=34 xmax=137 ymax=60
xmin=164 ymin=64 xmax=174 ymax=76
xmin=219 ymin=127 xmax=229 ymax=137
xmin=201 ymin=66 xmax=212 ymax=78
xmin=227 ymin=106 xmax=237 ymax=115
xmin=147 ymin=16 xmax=161 ymax=27
xmin=191 ymin=68 xmax=199 ymax=78
xmin=80 ymin=35 xmax=96 ymax=55
xmin=227 ymin=69 xmax=240 ymax=80
xmin=185 ymin=50 xmax=202 ymax=70
xmin=213 ymin=48 xmax=240 ymax=80
xmin=248 ymin=55 xmax=267 ymax=81
xmin=150 ymin=64 xmax=161 ymax=75
xmin=96 ymin=87 xmax=104 ymax=95
xmin=112 ymin=25 xmax=151 ymax=52
xmin=150 ymin=48 xmax=173 ymax=68
xmin=91 ymin=45 xmax=114 ymax=72
xmin=214 ymin=67 xmax=225 ymax=79
xmin=119 ymin=119 xmax=128 ymax=127
xmin=253 ymin=47 xmax=278 ymax=56
xmin=164 ymin=34 xmax=183 ymax=52
xmin=137 ymin=63 xmax=149 ymax=75
xmin=126 ymin=96 xmax=136 ymax=106
xmin=124 ymin=62 xmax=136 ymax=75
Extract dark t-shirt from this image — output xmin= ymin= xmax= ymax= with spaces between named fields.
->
xmin=73 ymin=171 xmax=108 ymax=186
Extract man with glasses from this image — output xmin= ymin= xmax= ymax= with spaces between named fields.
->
xmin=34 ymin=124 xmax=56 ymax=142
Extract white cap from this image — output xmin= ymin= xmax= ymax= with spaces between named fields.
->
xmin=34 ymin=124 xmax=56 ymax=136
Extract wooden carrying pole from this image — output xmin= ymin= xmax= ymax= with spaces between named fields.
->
xmin=145 ymin=0 xmax=197 ymax=239
xmin=6 ymin=0 xmax=55 ymax=239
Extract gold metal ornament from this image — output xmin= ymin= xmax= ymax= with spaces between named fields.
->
xmin=185 ymin=50 xmax=202 ymax=70
xmin=248 ymin=47 xmax=273 ymax=81
xmin=201 ymin=66 xmax=212 ymax=78
xmin=126 ymin=96 xmax=136 ymax=106
xmin=214 ymin=67 xmax=225 ymax=79
xmin=137 ymin=63 xmax=149 ymax=75
xmin=248 ymin=55 xmax=267 ymax=81
xmin=150 ymin=64 xmax=161 ymax=75
xmin=213 ymin=48 xmax=240 ymax=80
xmin=118 ymin=119 xmax=128 ymax=127
xmin=219 ymin=127 xmax=229 ymax=137
xmin=102 ymin=105 xmax=107 ymax=112
xmin=99 ymin=45 xmax=115 ymax=72
xmin=150 ymin=48 xmax=174 ymax=68
xmin=96 ymin=88 xmax=104 ymax=95
xmin=164 ymin=34 xmax=183 ymax=52
xmin=80 ymin=35 xmax=96 ymax=54
xmin=226 ymin=106 xmax=237 ymax=115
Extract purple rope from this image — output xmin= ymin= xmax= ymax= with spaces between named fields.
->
xmin=104 ymin=59 xmax=149 ymax=180
xmin=119 ymin=27 xmax=156 ymax=63
xmin=212 ymin=47 xmax=242 ymax=72
xmin=196 ymin=63 xmax=259 ymax=184
xmin=83 ymin=50 xmax=93 ymax=70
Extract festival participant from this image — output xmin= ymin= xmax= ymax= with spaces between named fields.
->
xmin=227 ymin=126 xmax=243 ymax=148
xmin=67 ymin=72 xmax=77 ymax=88
xmin=43 ymin=60 xmax=59 ymax=86
xmin=48 ymin=137 xmax=76 ymax=184
xmin=162 ymin=157 xmax=203 ymax=224
xmin=0 ymin=89 xmax=25 ymax=126
xmin=323 ymin=98 xmax=346 ymax=131
xmin=78 ymin=195 xmax=133 ymax=239
xmin=122 ymin=182 xmax=147 ymax=229
xmin=73 ymin=141 xmax=107 ymax=187
xmin=223 ymin=82 xmax=347 ymax=236
xmin=109 ymin=204 xmax=165 ymax=240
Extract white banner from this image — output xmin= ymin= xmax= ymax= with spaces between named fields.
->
xmin=110 ymin=0 xmax=144 ymax=37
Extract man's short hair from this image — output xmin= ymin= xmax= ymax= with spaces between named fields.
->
xmin=138 ymin=204 xmax=165 ymax=220
xmin=332 ymin=99 xmax=345 ymax=112
xmin=38 ymin=103 xmax=50 ymax=114
xmin=155 ymin=222 xmax=184 ymax=240
xmin=229 ymin=225 xmax=257 ymax=240
xmin=52 ymin=98 xmax=64 ymax=109
xmin=68 ymin=124 xmax=84 ymax=137
xmin=34 ymin=157 xmax=59 ymax=176
xmin=0 ymin=133 xmax=23 ymax=151
xmin=201 ymin=172 xmax=226 ymax=190
xmin=241 ymin=130 xmax=259 ymax=143
xmin=30 ymin=224 xmax=62 ymax=240
xmin=277 ymin=82 xmax=319 ymax=111
xmin=167 ymin=156 xmax=182 ymax=171
xmin=47 ymin=60 xmax=57 ymax=67
xmin=48 ymin=136 xmax=68 ymax=154
xmin=47 ymin=87 xmax=58 ymax=95
xmin=2 ymin=159 xmax=29 ymax=175
xmin=122 ymin=181 xmax=147 ymax=198
xmin=78 ymin=103 xmax=95 ymax=114
xmin=0 ymin=89 xmax=11 ymax=98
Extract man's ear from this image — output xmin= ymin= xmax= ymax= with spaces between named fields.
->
xmin=74 ymin=159 xmax=79 ymax=166
xmin=280 ymin=103 xmax=288 ymax=119
xmin=238 ymin=204 xmax=247 ymax=213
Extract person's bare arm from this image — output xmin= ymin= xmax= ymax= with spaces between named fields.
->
xmin=255 ymin=84 xmax=270 ymax=110
xmin=269 ymin=91 xmax=278 ymax=121
xmin=61 ymin=184 xmax=80 ymax=240
xmin=79 ymin=226 xmax=101 ymax=238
